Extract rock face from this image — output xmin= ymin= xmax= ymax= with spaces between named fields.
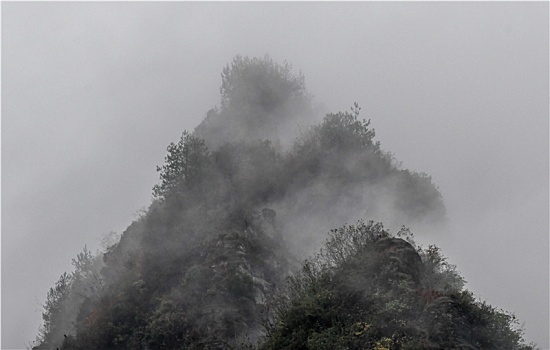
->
xmin=182 ymin=207 xmax=293 ymax=347
xmin=339 ymin=236 xmax=424 ymax=295
xmin=259 ymin=208 xmax=277 ymax=239
xmin=372 ymin=237 xmax=423 ymax=286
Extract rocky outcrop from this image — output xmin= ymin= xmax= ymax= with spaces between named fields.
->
xmin=373 ymin=237 xmax=423 ymax=285
xmin=189 ymin=207 xmax=293 ymax=346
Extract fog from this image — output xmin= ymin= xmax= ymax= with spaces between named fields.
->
xmin=2 ymin=2 xmax=548 ymax=349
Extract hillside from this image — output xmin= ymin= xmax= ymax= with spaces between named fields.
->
xmin=260 ymin=222 xmax=534 ymax=350
xmin=32 ymin=56 xmax=533 ymax=350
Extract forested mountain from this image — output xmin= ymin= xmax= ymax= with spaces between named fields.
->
xmin=32 ymin=56 xmax=534 ymax=350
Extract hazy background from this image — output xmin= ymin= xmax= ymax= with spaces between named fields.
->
xmin=2 ymin=2 xmax=548 ymax=349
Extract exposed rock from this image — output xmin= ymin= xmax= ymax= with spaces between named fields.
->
xmin=373 ymin=237 xmax=423 ymax=285
xmin=185 ymin=207 xmax=292 ymax=347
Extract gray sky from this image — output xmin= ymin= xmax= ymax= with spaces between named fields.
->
xmin=2 ymin=2 xmax=548 ymax=349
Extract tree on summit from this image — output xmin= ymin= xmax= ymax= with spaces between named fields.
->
xmin=195 ymin=54 xmax=314 ymax=149
xmin=219 ymin=54 xmax=309 ymax=113
xmin=317 ymin=102 xmax=378 ymax=152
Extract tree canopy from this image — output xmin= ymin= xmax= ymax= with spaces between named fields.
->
xmin=261 ymin=222 xmax=535 ymax=350
xmin=152 ymin=130 xmax=210 ymax=202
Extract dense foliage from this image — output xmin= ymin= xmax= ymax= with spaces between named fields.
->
xmin=260 ymin=222 xmax=534 ymax=350
xmin=33 ymin=247 xmax=103 ymax=350
xmin=31 ymin=55 xmax=533 ymax=350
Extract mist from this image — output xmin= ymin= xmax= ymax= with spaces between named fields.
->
xmin=2 ymin=2 xmax=548 ymax=349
